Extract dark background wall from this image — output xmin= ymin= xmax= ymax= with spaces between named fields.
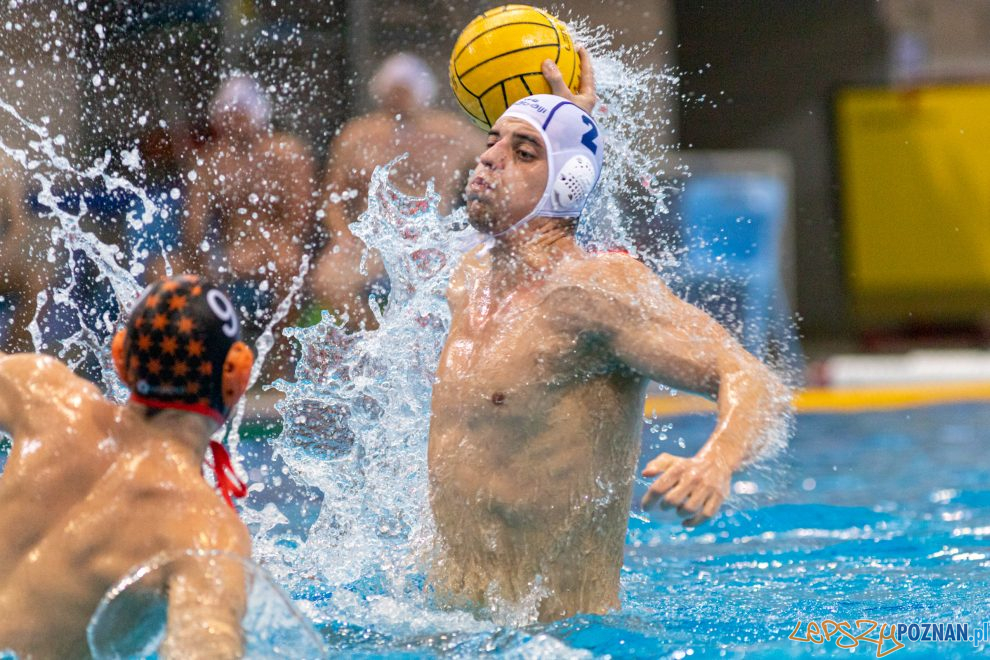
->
xmin=674 ymin=1 xmax=889 ymax=343
xmin=1 ymin=0 xmax=916 ymax=349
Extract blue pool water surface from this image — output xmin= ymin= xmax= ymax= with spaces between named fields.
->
xmin=3 ymin=401 xmax=988 ymax=658
xmin=261 ymin=401 xmax=990 ymax=658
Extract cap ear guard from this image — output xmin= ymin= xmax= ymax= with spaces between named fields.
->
xmin=111 ymin=329 xmax=128 ymax=383
xmin=552 ymin=155 xmax=597 ymax=212
xmin=222 ymin=341 xmax=254 ymax=409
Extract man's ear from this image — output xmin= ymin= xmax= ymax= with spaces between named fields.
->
xmin=222 ymin=341 xmax=254 ymax=408
xmin=111 ymin=330 xmax=128 ymax=383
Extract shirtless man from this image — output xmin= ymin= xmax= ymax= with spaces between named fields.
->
xmin=0 ymin=151 xmax=46 ymax=352
xmin=181 ymin=75 xmax=316 ymax=336
xmin=427 ymin=55 xmax=790 ymax=621
xmin=311 ymin=52 xmax=484 ymax=331
xmin=0 ymin=274 xmax=254 ymax=658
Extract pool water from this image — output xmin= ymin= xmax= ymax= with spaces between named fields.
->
xmin=227 ymin=400 xmax=990 ymax=658
xmin=2 ymin=401 xmax=988 ymax=657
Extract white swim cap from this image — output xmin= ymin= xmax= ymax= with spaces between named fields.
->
xmin=370 ymin=52 xmax=438 ymax=109
xmin=494 ymin=94 xmax=604 ymax=237
xmin=210 ymin=75 xmax=272 ymax=130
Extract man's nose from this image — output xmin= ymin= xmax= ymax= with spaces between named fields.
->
xmin=479 ymin=142 xmax=504 ymax=170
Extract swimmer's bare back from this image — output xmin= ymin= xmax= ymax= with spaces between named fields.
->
xmin=0 ymin=352 xmax=249 ymax=659
xmin=428 ymin=244 xmax=788 ymax=621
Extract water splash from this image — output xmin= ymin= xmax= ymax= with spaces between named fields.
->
xmin=254 ymin=20 xmax=794 ymax=651
xmin=0 ymin=13 xmax=798 ymax=655
xmin=260 ymin=158 xmax=458 ymax=608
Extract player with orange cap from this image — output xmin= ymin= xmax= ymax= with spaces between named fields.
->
xmin=0 ymin=274 xmax=255 ymax=658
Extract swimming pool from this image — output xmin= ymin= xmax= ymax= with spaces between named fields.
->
xmin=206 ymin=398 xmax=987 ymax=658
xmin=2 ymin=399 xmax=986 ymax=657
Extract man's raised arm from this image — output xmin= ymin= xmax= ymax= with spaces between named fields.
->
xmin=555 ymin=254 xmax=792 ymax=526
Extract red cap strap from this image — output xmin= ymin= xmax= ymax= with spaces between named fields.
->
xmin=207 ymin=440 xmax=248 ymax=509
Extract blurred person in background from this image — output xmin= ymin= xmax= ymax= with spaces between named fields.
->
xmin=126 ymin=123 xmax=201 ymax=285
xmin=310 ymin=52 xmax=484 ymax=331
xmin=179 ymin=75 xmax=316 ymax=345
xmin=0 ymin=151 xmax=46 ymax=353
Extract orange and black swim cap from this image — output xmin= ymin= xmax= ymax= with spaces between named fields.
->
xmin=114 ymin=274 xmax=251 ymax=424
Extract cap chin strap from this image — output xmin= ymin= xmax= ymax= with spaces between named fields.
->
xmin=207 ymin=440 xmax=248 ymax=510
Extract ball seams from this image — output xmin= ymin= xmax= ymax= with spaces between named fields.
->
xmin=452 ymin=21 xmax=557 ymax=75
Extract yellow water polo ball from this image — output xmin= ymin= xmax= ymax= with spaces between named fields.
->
xmin=449 ymin=4 xmax=580 ymax=130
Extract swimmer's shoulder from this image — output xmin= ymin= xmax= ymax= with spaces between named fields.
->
xmin=544 ymin=249 xmax=674 ymax=321
xmin=447 ymin=243 xmax=489 ymax=311
xmin=0 ymin=353 xmax=103 ymax=430
xmin=422 ymin=110 xmax=485 ymax=143
xmin=164 ymin=487 xmax=251 ymax=555
xmin=331 ymin=113 xmax=392 ymax=148
xmin=0 ymin=352 xmax=94 ymax=391
xmin=555 ymin=249 xmax=659 ymax=292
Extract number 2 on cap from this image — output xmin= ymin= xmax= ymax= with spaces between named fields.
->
xmin=207 ymin=289 xmax=239 ymax=338
xmin=580 ymin=115 xmax=599 ymax=155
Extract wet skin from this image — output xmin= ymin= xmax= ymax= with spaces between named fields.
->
xmin=0 ymin=353 xmax=250 ymax=658
xmin=427 ymin=78 xmax=788 ymax=620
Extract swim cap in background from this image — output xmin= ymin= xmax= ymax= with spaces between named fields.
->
xmin=495 ymin=93 xmax=604 ymax=236
xmin=120 ymin=275 xmax=243 ymax=425
xmin=210 ymin=74 xmax=272 ymax=130
xmin=370 ymin=52 xmax=438 ymax=108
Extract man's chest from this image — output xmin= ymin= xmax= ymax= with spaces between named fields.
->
xmin=437 ymin=292 xmax=611 ymax=405
xmin=211 ymin=153 xmax=279 ymax=202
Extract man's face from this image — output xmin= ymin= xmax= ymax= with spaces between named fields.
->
xmin=465 ymin=117 xmax=549 ymax=235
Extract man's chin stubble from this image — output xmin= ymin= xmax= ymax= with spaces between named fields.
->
xmin=466 ymin=199 xmax=497 ymax=234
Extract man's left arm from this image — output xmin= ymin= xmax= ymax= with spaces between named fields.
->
xmin=559 ymin=255 xmax=791 ymax=526
xmin=161 ymin=557 xmax=247 ymax=659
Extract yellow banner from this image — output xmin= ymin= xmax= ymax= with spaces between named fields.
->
xmin=836 ymin=84 xmax=990 ymax=323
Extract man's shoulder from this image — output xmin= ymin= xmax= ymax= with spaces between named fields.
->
xmin=552 ymin=249 xmax=657 ymax=293
xmin=0 ymin=352 xmax=89 ymax=389
xmin=337 ymin=113 xmax=391 ymax=142
xmin=541 ymin=250 xmax=674 ymax=326
xmin=453 ymin=243 xmax=490 ymax=280
xmin=133 ymin=466 xmax=251 ymax=554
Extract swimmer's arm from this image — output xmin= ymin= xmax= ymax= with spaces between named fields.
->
xmin=160 ymin=531 xmax=250 ymax=660
xmin=180 ymin=159 xmax=213 ymax=273
xmin=275 ymin=142 xmax=316 ymax=273
xmin=556 ymin=258 xmax=790 ymax=523
xmin=161 ymin=563 xmax=246 ymax=660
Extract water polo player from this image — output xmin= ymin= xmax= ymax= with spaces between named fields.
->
xmin=427 ymin=57 xmax=790 ymax=621
xmin=0 ymin=274 xmax=254 ymax=658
